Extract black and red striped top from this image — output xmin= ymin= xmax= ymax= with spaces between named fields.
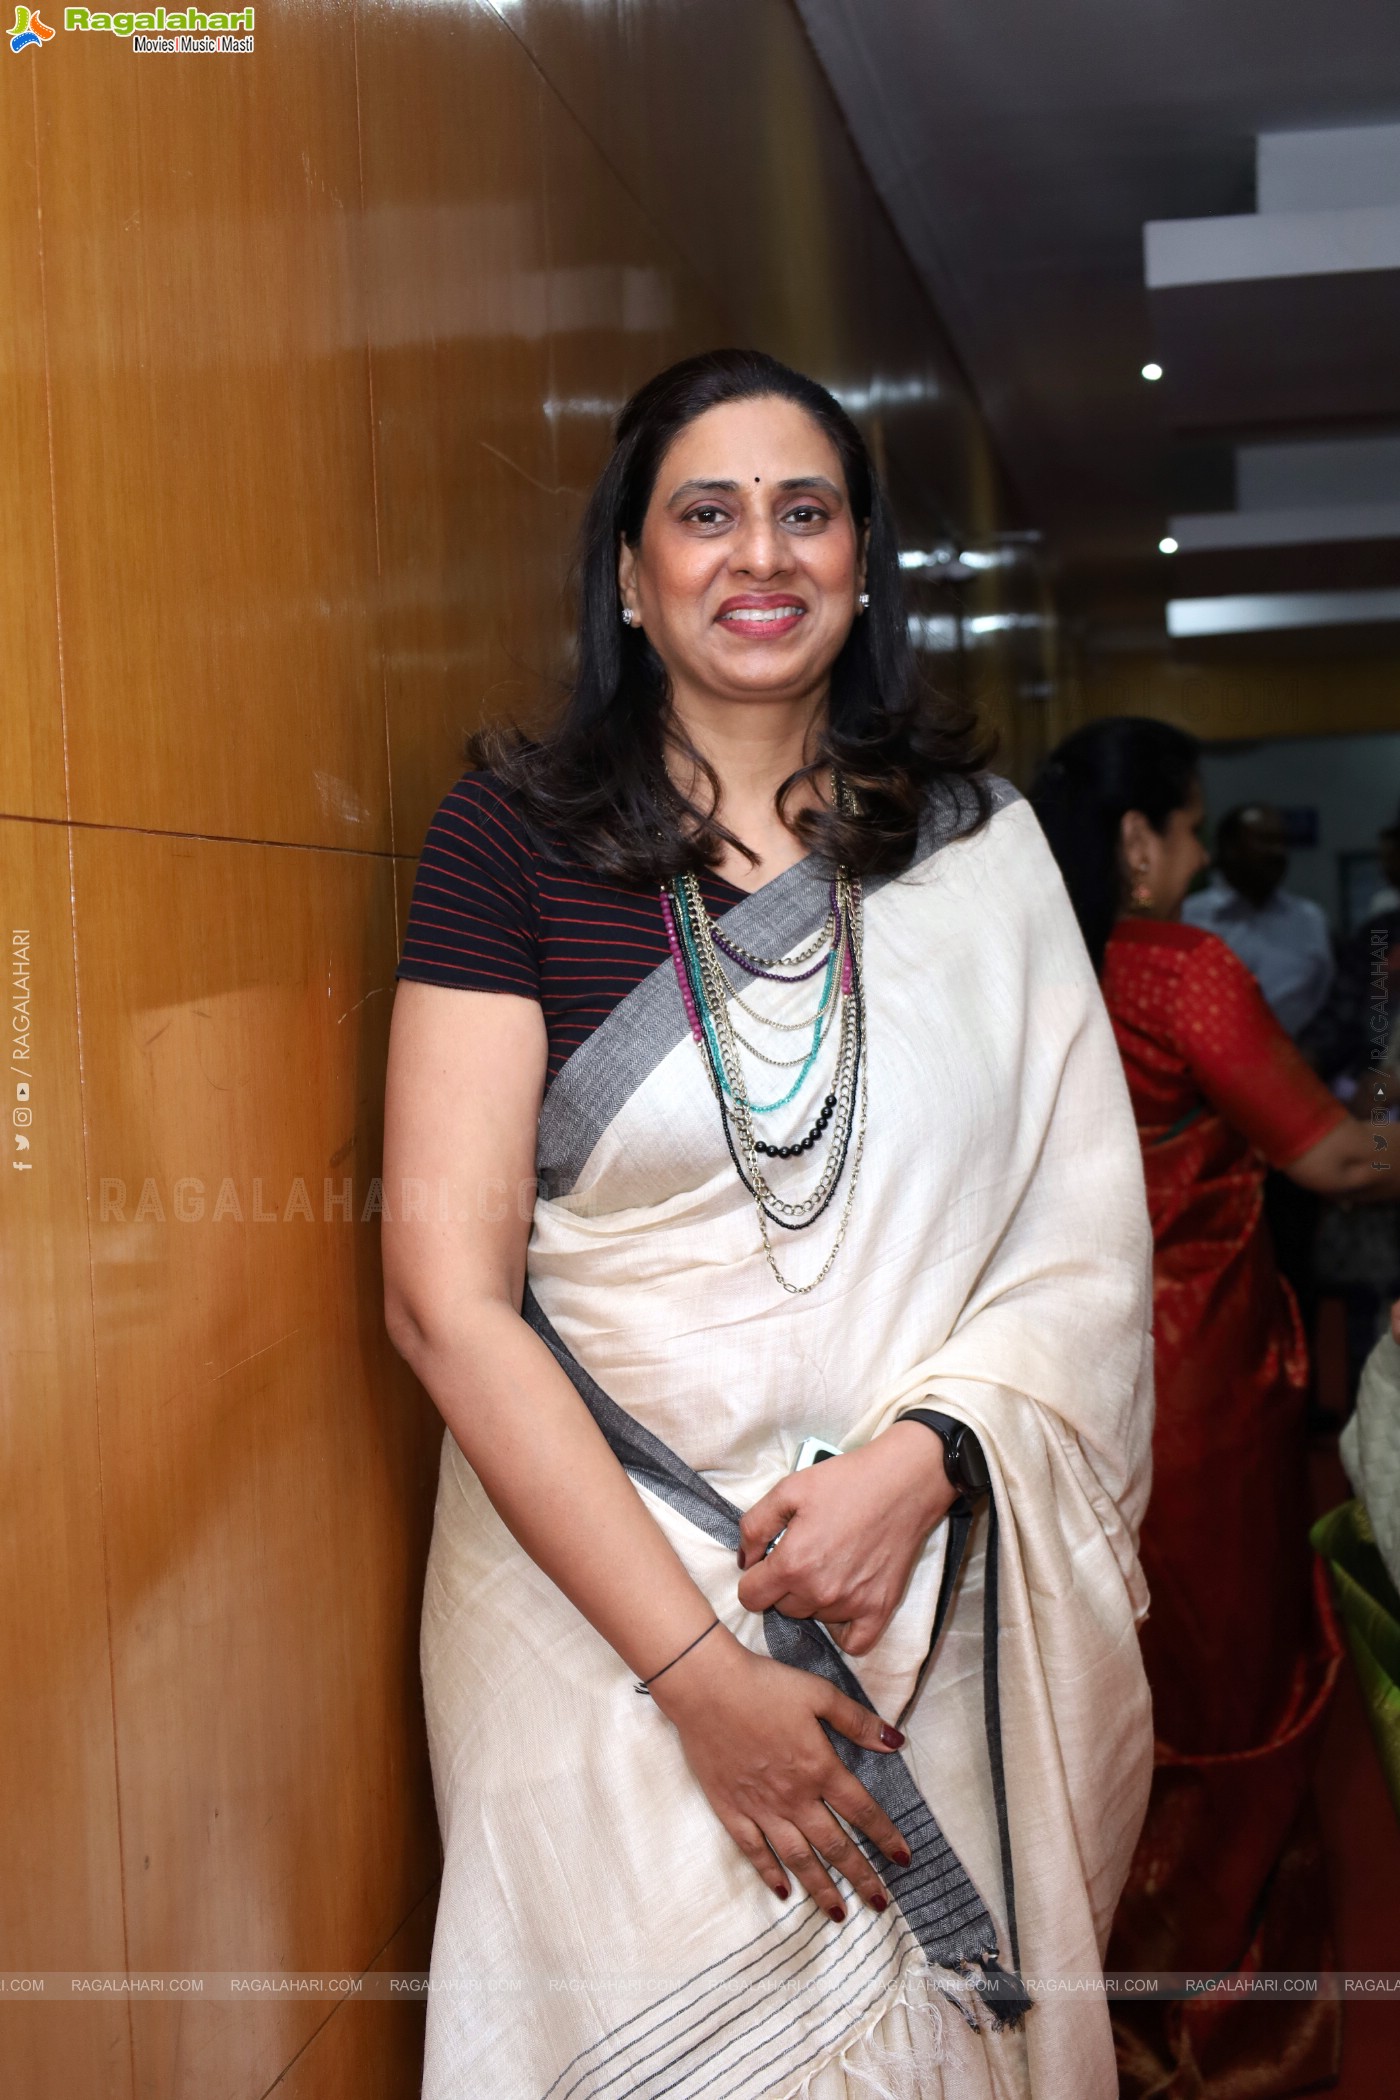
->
xmin=394 ymin=769 xmax=764 ymax=1085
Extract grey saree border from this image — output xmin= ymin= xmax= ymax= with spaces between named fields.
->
xmin=521 ymin=1284 xmax=1030 ymax=2035
xmin=535 ymin=772 xmax=1022 ymax=1199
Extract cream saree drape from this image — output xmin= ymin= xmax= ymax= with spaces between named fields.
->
xmin=419 ymin=778 xmax=1155 ymax=2100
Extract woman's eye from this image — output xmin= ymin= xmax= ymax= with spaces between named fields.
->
xmin=683 ymin=506 xmax=730 ymax=528
xmin=784 ymin=506 xmax=829 ymax=528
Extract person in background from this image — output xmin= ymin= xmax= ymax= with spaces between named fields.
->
xmin=1303 ymin=804 xmax=1400 ymax=1388
xmin=1183 ymin=801 xmax=1335 ymax=1039
xmin=1310 ymin=805 xmax=1400 ymax=1082
xmin=1366 ymin=816 xmax=1400 ymax=918
xmin=1031 ymin=716 xmax=1396 ymax=2100
xmin=1185 ymin=803 xmax=1338 ymax=1403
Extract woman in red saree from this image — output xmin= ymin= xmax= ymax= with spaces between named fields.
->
xmin=1032 ymin=717 xmax=1395 ymax=2098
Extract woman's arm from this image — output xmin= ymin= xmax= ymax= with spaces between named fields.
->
xmin=1174 ymin=933 xmax=1396 ymax=1205
xmin=382 ymin=979 xmax=911 ymax=1918
xmin=383 ymin=980 xmax=731 ymax=1681
xmin=1283 ymin=1099 xmax=1396 ymax=1201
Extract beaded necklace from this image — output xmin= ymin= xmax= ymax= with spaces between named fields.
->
xmin=659 ymin=774 xmax=867 ymax=1295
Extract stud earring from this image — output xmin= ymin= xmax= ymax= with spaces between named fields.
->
xmin=857 ymin=592 xmax=870 ymax=612
xmin=621 ymin=607 xmax=636 ymax=627
xmin=1130 ymin=865 xmax=1154 ymax=911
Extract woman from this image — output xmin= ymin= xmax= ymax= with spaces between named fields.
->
xmin=383 ymin=351 xmax=1156 ymax=2100
xmin=1032 ymin=717 xmax=1396 ymax=2099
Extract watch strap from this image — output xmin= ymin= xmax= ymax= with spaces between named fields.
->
xmin=897 ymin=1407 xmax=991 ymax=1498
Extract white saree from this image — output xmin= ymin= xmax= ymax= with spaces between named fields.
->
xmin=419 ymin=777 xmax=1155 ymax=2100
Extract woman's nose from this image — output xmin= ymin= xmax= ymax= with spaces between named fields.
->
xmin=731 ymin=516 xmax=788 ymax=577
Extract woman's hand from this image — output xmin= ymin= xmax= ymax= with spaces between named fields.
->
xmin=1288 ymin=1096 xmax=1398 ymax=1202
xmin=735 ymin=1423 xmax=958 ymax=1655
xmin=648 ymin=1626 xmax=913 ymax=1919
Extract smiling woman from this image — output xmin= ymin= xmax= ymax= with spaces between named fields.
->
xmin=621 ymin=424 xmax=861 ymax=682
xmin=383 ymin=350 xmax=1157 ymax=2100
xmin=467 ymin=350 xmax=991 ymax=897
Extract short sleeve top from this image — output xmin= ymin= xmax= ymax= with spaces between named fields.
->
xmin=395 ymin=770 xmax=765 ymax=1087
xmin=1102 ymin=916 xmax=1347 ymax=1168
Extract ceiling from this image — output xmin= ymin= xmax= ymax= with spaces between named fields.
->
xmin=794 ymin=0 xmax=1400 ymax=649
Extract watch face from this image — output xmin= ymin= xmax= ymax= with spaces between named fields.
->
xmin=954 ymin=1427 xmax=992 ymax=1495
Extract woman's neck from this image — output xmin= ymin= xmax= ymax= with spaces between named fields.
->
xmin=664 ymin=686 xmax=832 ymax=886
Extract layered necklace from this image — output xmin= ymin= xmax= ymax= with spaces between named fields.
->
xmin=659 ymin=772 xmax=866 ymax=1295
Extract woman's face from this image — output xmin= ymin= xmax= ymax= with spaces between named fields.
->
xmin=616 ymin=395 xmax=866 ymax=715
xmin=1122 ymin=775 xmax=1209 ymax=919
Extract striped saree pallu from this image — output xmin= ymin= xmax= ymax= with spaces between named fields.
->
xmin=419 ymin=779 xmax=1157 ymax=2100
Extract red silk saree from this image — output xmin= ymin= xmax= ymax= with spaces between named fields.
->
xmin=1102 ymin=918 xmax=1350 ymax=2098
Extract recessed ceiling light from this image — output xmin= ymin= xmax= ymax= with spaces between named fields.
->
xmin=1141 ymin=362 xmax=1164 ymax=382
xmin=1159 ymin=535 xmax=1179 ymax=554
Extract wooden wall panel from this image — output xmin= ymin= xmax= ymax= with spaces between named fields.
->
xmin=1076 ymin=649 xmax=1400 ymax=745
xmin=0 ymin=821 xmax=128 ymax=2097
xmin=0 ymin=75 xmax=64 ymax=822
xmin=2 ymin=4 xmax=1025 ymax=2097
xmin=359 ymin=1 xmax=559 ymax=858
xmin=266 ymin=1891 xmax=435 ymax=2100
xmin=69 ymin=827 xmax=438 ymax=2098
xmin=482 ymin=0 xmax=986 ymax=546
xmin=35 ymin=13 xmax=390 ymax=851
xmin=539 ymin=82 xmax=705 ymax=648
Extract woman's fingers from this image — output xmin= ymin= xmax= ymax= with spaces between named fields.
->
xmin=824 ymin=1772 xmax=914 ymax=1868
xmin=720 ymin=1811 xmax=792 ymax=1903
xmin=758 ymin=1584 xmax=821 ymax=1621
xmin=744 ymin=1564 xmax=896 ymax=1637
xmin=805 ymin=1806 xmax=891 ymax=1913
xmin=765 ymin=1818 xmax=846 ymax=1919
xmin=670 ymin=1649 xmax=915 ymax=1919
xmin=820 ymin=1684 xmax=907 ymax=1757
xmin=811 ymin=1692 xmax=915 ymax=1867
xmin=829 ymin=1611 xmax=887 ymax=1655
xmin=719 ymin=1796 xmax=886 ymax=1919
xmin=819 ymin=1614 xmax=889 ymax=1657
xmin=737 ymin=1554 xmax=816 ymax=1617
xmin=737 ymin=1483 xmax=801 ymax=1571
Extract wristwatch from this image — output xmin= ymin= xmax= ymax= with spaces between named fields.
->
xmin=896 ymin=1408 xmax=991 ymax=1499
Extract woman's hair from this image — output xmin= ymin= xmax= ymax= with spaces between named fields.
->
xmin=471 ymin=348 xmax=994 ymax=885
xmin=1029 ymin=715 xmax=1201 ymax=974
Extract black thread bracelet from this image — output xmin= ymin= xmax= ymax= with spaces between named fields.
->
xmin=634 ymin=1617 xmax=721 ymax=1695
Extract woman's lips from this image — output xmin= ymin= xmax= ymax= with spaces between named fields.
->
xmin=716 ymin=600 xmax=808 ymax=639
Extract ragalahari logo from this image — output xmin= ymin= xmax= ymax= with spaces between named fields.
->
xmin=9 ymin=5 xmax=55 ymax=47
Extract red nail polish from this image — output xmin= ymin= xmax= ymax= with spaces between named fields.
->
xmin=892 ymin=1849 xmax=912 ymax=1869
xmin=828 ymin=1904 xmax=846 ymax=1924
xmin=871 ymin=1893 xmax=889 ymax=1913
xmin=879 ymin=1724 xmax=904 ymax=1749
xmin=775 ymin=1883 xmax=790 ymax=1901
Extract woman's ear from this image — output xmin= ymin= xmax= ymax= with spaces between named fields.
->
xmin=1119 ymin=808 xmax=1151 ymax=865
xmin=1119 ymin=810 xmax=1159 ymax=909
xmin=617 ymin=538 xmax=639 ymax=622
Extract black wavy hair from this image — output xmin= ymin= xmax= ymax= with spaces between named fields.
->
xmin=471 ymin=348 xmax=994 ymax=885
xmin=1029 ymin=715 xmax=1202 ymax=975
